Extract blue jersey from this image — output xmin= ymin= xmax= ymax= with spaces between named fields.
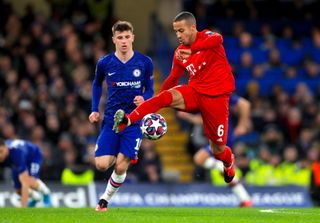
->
xmin=1 ymin=139 xmax=43 ymax=189
xmin=92 ymin=51 xmax=154 ymax=126
xmin=1 ymin=139 xmax=42 ymax=175
xmin=92 ymin=51 xmax=154 ymax=159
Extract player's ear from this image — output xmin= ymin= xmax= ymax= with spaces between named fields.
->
xmin=191 ymin=23 xmax=197 ymax=31
xmin=112 ymin=36 xmax=116 ymax=44
xmin=132 ymin=34 xmax=135 ymax=42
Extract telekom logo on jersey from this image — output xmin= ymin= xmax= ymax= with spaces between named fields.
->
xmin=185 ymin=61 xmax=207 ymax=76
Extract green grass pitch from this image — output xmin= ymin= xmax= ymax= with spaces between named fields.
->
xmin=1 ymin=208 xmax=320 ymax=223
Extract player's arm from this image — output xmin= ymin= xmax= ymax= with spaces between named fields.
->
xmin=18 ymin=171 xmax=30 ymax=207
xmin=134 ymin=57 xmax=155 ymax=106
xmin=177 ymin=111 xmax=203 ymax=125
xmin=160 ymin=56 xmax=184 ymax=92
xmin=89 ymin=58 xmax=105 ymax=123
xmin=190 ymin=31 xmax=223 ymax=52
xmin=234 ymin=97 xmax=252 ymax=137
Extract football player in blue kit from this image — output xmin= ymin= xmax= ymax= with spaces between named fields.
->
xmin=0 ymin=138 xmax=52 ymax=208
xmin=88 ymin=20 xmax=154 ymax=211
xmin=178 ymin=94 xmax=253 ymax=207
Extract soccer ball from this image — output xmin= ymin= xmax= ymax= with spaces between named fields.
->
xmin=140 ymin=113 xmax=167 ymax=140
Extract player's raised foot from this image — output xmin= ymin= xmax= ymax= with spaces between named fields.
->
xmin=43 ymin=194 xmax=52 ymax=207
xmin=113 ymin=109 xmax=129 ymax=133
xmin=95 ymin=199 xmax=108 ymax=212
xmin=223 ymin=154 xmax=235 ymax=183
xmin=240 ymin=200 xmax=253 ymax=208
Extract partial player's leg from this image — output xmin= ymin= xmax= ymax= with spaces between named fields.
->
xmin=215 ymin=158 xmax=252 ymax=207
xmin=199 ymin=94 xmax=236 ymax=183
xmin=194 ymin=147 xmax=218 ymax=169
xmin=209 ymin=141 xmax=235 ymax=183
xmin=96 ymin=153 xmax=131 ymax=211
xmin=96 ymin=127 xmax=141 ymax=211
xmin=28 ymin=150 xmax=52 ymax=207
xmin=27 ymin=189 xmax=42 ymax=207
xmin=95 ymin=124 xmax=119 ymax=171
xmin=113 ymin=86 xmax=189 ymax=133
xmin=94 ymin=125 xmax=120 ymax=211
xmin=212 ymin=160 xmax=252 ymax=207
xmin=195 ymin=145 xmax=252 ymax=206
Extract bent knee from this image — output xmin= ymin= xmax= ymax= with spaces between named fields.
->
xmin=95 ymin=160 xmax=113 ymax=171
xmin=95 ymin=162 xmax=108 ymax=171
xmin=194 ymin=149 xmax=210 ymax=166
xmin=193 ymin=153 xmax=202 ymax=166
xmin=95 ymin=156 xmax=115 ymax=171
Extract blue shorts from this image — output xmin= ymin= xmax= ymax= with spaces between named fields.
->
xmin=95 ymin=121 xmax=142 ymax=160
xmin=12 ymin=150 xmax=43 ymax=189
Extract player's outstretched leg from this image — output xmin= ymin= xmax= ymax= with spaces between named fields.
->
xmin=113 ymin=90 xmax=173 ymax=133
xmin=95 ymin=199 xmax=108 ymax=212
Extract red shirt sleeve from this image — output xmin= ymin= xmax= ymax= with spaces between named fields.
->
xmin=160 ymin=53 xmax=185 ymax=92
xmin=190 ymin=31 xmax=223 ymax=52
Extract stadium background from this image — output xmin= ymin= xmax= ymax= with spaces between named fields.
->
xmin=0 ymin=0 xmax=319 ymax=207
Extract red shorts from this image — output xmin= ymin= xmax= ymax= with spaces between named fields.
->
xmin=173 ymin=85 xmax=230 ymax=145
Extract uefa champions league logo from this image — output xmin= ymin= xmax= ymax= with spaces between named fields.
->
xmin=133 ymin=69 xmax=141 ymax=77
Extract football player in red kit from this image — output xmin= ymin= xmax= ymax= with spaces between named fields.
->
xmin=113 ymin=11 xmax=236 ymax=183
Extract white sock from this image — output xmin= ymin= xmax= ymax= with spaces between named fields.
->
xmin=231 ymin=182 xmax=251 ymax=202
xmin=29 ymin=189 xmax=42 ymax=201
xmin=215 ymin=160 xmax=225 ymax=172
xmin=203 ymin=157 xmax=217 ymax=169
xmin=36 ymin=179 xmax=50 ymax=195
xmin=100 ymin=171 xmax=126 ymax=202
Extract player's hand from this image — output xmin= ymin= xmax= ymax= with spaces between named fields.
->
xmin=89 ymin=112 xmax=100 ymax=123
xmin=176 ymin=49 xmax=191 ymax=61
xmin=134 ymin=96 xmax=144 ymax=106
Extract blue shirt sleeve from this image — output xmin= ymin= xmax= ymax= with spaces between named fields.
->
xmin=142 ymin=57 xmax=154 ymax=100
xmin=91 ymin=58 xmax=105 ymax=112
xmin=229 ymin=94 xmax=240 ymax=107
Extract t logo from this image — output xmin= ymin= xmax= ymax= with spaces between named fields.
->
xmin=186 ymin=64 xmax=196 ymax=76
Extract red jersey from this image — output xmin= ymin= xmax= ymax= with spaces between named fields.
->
xmin=161 ymin=30 xmax=235 ymax=96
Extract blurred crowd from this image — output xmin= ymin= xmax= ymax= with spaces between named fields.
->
xmin=0 ymin=0 xmax=319 ymax=196
xmin=0 ymin=0 xmax=105 ymax=181
xmin=0 ymin=0 xmax=162 ymax=185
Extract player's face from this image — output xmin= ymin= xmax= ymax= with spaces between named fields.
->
xmin=0 ymin=145 xmax=9 ymax=162
xmin=112 ymin=30 xmax=134 ymax=53
xmin=173 ymin=20 xmax=196 ymax=46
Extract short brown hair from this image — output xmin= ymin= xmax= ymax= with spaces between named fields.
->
xmin=112 ymin=21 xmax=134 ymax=35
xmin=173 ymin=11 xmax=196 ymax=25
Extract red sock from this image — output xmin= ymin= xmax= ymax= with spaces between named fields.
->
xmin=214 ymin=146 xmax=233 ymax=167
xmin=128 ymin=90 xmax=173 ymax=124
